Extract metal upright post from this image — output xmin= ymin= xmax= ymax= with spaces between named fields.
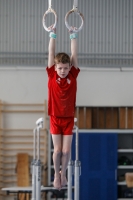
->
xmin=35 ymin=118 xmax=43 ymax=200
xmin=31 ymin=128 xmax=37 ymax=200
xmin=67 ymin=118 xmax=80 ymax=200
xmin=35 ymin=126 xmax=41 ymax=200
xmin=67 ymin=151 xmax=74 ymax=200
xmin=74 ymin=125 xmax=81 ymax=200
xmin=31 ymin=118 xmax=44 ymax=200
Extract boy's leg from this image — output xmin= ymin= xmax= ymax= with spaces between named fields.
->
xmin=61 ymin=135 xmax=73 ymax=186
xmin=52 ymin=134 xmax=62 ymax=189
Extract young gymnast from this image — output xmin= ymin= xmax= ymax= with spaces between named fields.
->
xmin=46 ymin=26 xmax=80 ymax=190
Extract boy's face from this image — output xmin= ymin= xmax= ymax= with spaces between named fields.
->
xmin=55 ymin=63 xmax=70 ymax=78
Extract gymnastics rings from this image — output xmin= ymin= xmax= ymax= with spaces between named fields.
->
xmin=65 ymin=0 xmax=84 ymax=32
xmin=42 ymin=0 xmax=57 ymax=32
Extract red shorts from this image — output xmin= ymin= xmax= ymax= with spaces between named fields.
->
xmin=50 ymin=116 xmax=74 ymax=135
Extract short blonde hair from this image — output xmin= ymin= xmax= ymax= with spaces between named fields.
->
xmin=54 ymin=52 xmax=70 ymax=65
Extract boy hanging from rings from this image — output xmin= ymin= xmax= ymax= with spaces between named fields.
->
xmin=46 ymin=26 xmax=80 ymax=190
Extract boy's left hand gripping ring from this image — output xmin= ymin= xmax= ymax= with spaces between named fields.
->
xmin=42 ymin=8 xmax=57 ymax=32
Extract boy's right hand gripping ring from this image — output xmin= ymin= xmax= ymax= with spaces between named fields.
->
xmin=42 ymin=8 xmax=58 ymax=32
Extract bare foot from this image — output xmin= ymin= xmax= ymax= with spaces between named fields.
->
xmin=53 ymin=174 xmax=61 ymax=190
xmin=60 ymin=171 xmax=67 ymax=187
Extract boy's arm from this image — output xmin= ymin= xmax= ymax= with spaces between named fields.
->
xmin=48 ymin=37 xmax=55 ymax=68
xmin=48 ymin=27 xmax=56 ymax=68
xmin=70 ymin=34 xmax=78 ymax=69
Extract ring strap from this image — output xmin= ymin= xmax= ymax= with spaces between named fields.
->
xmin=48 ymin=0 xmax=52 ymax=9
xmin=73 ymin=0 xmax=78 ymax=10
